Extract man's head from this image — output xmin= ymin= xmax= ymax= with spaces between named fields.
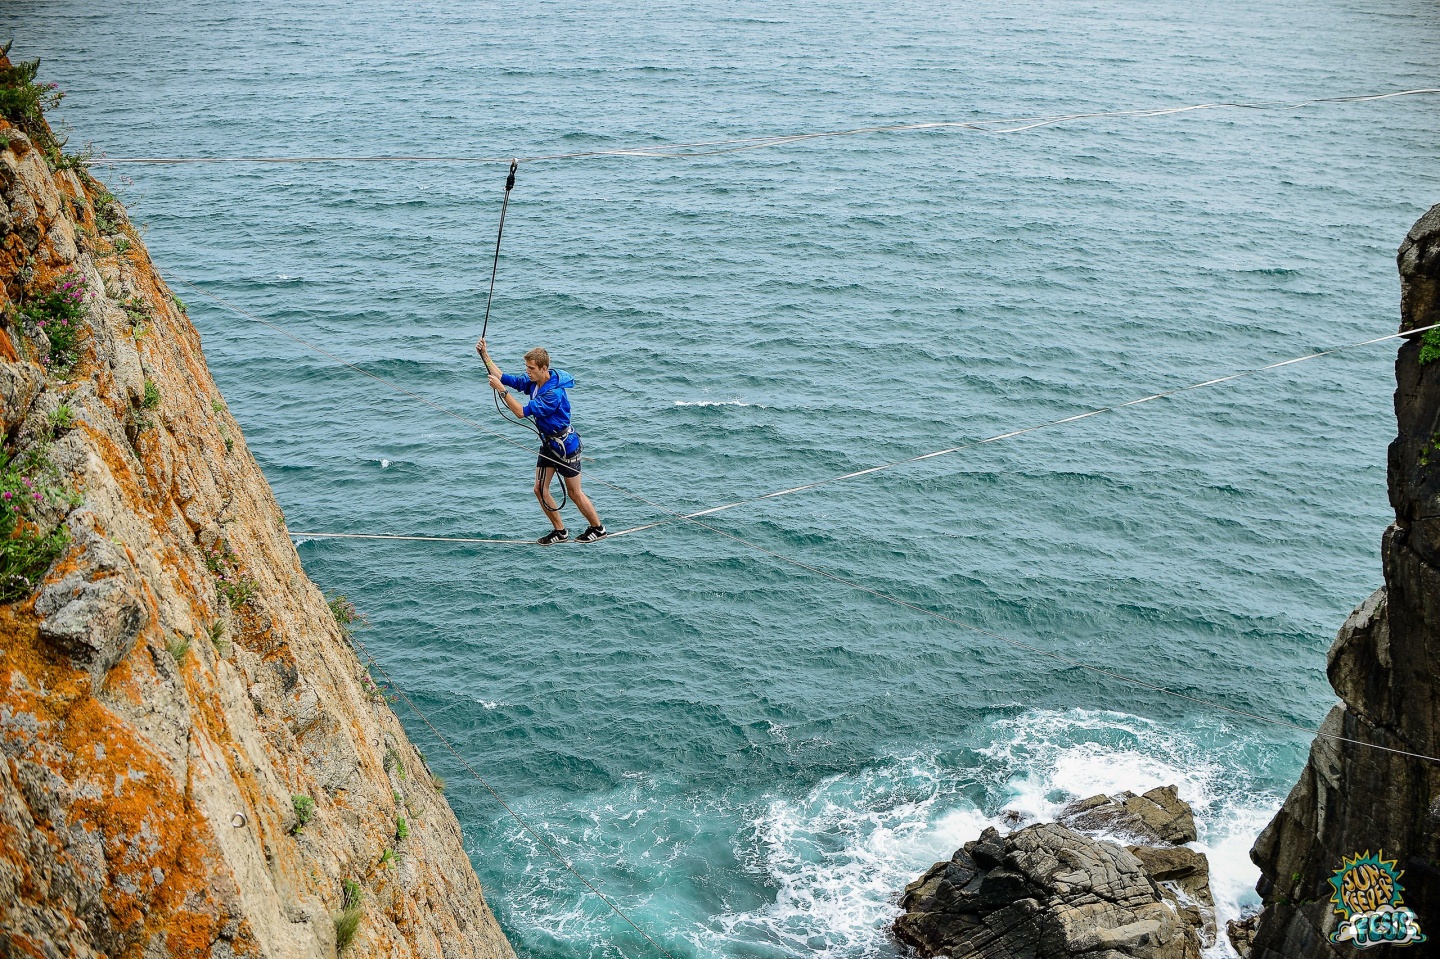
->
xmin=523 ymin=346 xmax=550 ymax=384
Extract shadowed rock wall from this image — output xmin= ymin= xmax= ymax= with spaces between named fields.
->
xmin=0 ymin=59 xmax=516 ymax=958
xmin=1246 ymin=203 xmax=1440 ymax=957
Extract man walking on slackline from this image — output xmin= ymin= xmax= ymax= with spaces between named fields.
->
xmin=477 ymin=338 xmax=607 ymax=544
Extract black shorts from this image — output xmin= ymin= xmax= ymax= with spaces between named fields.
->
xmin=536 ymin=438 xmax=581 ymax=479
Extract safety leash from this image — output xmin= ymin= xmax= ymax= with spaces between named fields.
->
xmin=482 ymin=159 xmax=534 ymax=431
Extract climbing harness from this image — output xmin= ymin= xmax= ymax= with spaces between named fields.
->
xmin=541 ymin=426 xmax=583 ymax=471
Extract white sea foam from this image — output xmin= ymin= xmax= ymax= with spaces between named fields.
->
xmin=980 ymin=709 xmax=1226 ymax=820
xmin=707 ymin=758 xmax=998 ymax=957
xmin=380 ymin=458 xmax=390 ymax=468
xmin=673 ymin=399 xmax=770 ymax=408
xmin=498 ymin=709 xmax=1281 ymax=959
xmin=703 ymin=709 xmax=1278 ymax=959
xmin=1198 ymin=804 xmax=1275 ymax=951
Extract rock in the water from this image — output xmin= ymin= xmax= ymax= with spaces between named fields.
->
xmin=1227 ymin=910 xmax=1260 ymax=957
xmin=895 ymin=821 xmax=1204 ymax=959
xmin=1128 ymin=844 xmax=1215 ymax=947
xmin=1059 ymin=785 xmax=1198 ymax=845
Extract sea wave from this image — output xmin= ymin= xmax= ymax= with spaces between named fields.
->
xmin=494 ymin=707 xmax=1279 ymax=958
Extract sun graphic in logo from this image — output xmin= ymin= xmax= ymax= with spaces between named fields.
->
xmin=1329 ymin=852 xmax=1404 ymax=920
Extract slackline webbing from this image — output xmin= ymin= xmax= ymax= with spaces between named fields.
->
xmin=295 ymin=318 xmax=1440 ymax=544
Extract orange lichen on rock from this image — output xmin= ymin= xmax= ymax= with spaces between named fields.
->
xmin=0 ymin=51 xmax=515 ymax=959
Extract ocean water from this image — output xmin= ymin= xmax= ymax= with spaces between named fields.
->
xmin=8 ymin=0 xmax=1439 ymax=955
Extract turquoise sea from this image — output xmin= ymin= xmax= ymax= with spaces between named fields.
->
xmin=8 ymin=1 xmax=1439 ymax=955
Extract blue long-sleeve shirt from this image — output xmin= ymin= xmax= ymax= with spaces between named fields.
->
xmin=500 ymin=369 xmax=575 ymax=441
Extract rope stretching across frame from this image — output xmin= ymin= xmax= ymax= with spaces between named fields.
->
xmin=92 ymin=88 xmax=1440 ymax=166
xmin=176 ymin=276 xmax=1440 ymax=768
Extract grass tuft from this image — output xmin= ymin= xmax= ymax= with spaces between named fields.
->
xmin=334 ymin=879 xmax=364 ymax=952
xmin=207 ymin=618 xmax=227 ymax=652
xmin=48 ymin=404 xmax=74 ymax=434
xmin=167 ymin=634 xmax=190 ymax=662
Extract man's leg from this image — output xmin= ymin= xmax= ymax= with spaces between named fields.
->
xmin=534 ymin=467 xmax=565 ymax=529
xmin=562 ymin=474 xmax=603 ymax=529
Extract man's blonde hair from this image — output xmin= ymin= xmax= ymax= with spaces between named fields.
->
xmin=524 ymin=347 xmax=550 ymax=368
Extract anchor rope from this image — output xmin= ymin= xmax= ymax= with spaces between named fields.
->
xmin=292 ymin=319 xmax=1440 ymax=543
xmin=471 ymin=160 xmax=574 ymax=512
xmin=91 ymin=88 xmax=1440 ymax=166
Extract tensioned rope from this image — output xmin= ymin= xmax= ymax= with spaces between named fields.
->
xmin=178 ymin=275 xmax=1440 ymax=767
xmin=92 ymin=88 xmax=1440 ymax=166
xmin=292 ymin=319 xmax=1440 ymax=544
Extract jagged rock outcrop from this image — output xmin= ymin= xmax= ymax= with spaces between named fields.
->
xmin=0 ymin=55 xmax=515 ymax=957
xmin=1058 ymin=786 xmax=1198 ymax=848
xmin=1244 ymin=203 xmax=1440 ymax=957
xmin=895 ymin=789 xmax=1213 ymax=959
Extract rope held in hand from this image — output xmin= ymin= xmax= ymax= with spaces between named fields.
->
xmin=478 ymin=160 xmax=571 ymax=513
xmin=481 ymin=159 xmax=517 ymax=342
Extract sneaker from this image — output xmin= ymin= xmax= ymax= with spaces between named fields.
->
xmin=575 ymin=525 xmax=608 ymax=543
xmin=537 ymin=528 xmax=569 ymax=545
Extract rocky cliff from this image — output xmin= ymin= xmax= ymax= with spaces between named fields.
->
xmin=0 ymin=53 xmax=516 ymax=958
xmin=1243 ymin=203 xmax=1440 ymax=956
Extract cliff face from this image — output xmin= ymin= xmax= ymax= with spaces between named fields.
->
xmin=1246 ymin=203 xmax=1440 ymax=956
xmin=0 ymin=60 xmax=516 ymax=958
